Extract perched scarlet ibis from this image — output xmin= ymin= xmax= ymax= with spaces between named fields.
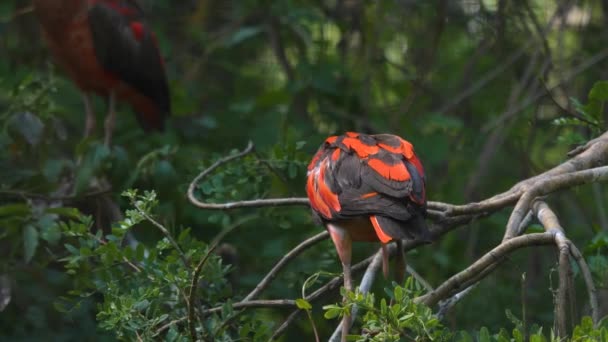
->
xmin=33 ymin=0 xmax=170 ymax=145
xmin=306 ymin=132 xmax=430 ymax=340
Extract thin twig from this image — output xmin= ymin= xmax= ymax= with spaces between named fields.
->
xmin=187 ymin=141 xmax=256 ymax=210
xmin=434 ymin=0 xmax=573 ymax=115
xmin=0 ymin=188 xmax=112 ymax=201
xmin=484 ymin=47 xmax=608 ymax=131
xmin=0 ymin=5 xmax=34 ymax=23
xmin=188 ymin=245 xmax=219 ymax=342
xmin=436 ymin=285 xmax=477 ymax=320
xmin=134 ymin=202 xmax=189 ymax=267
xmin=244 ymin=231 xmax=329 ymax=301
xmin=270 ymin=310 xmax=301 ymax=341
xmin=203 ymin=299 xmax=297 ymax=314
xmin=189 ymin=196 xmax=310 ymax=210
xmin=406 ymin=264 xmax=434 ymax=292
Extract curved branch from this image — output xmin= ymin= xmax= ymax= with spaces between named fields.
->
xmin=505 ymin=166 xmax=608 ymax=239
xmin=269 ymin=310 xmax=301 ymax=341
xmin=270 ymin=251 xmax=381 ymax=340
xmin=187 ymin=132 xmax=608 ymax=232
xmin=534 ymin=201 xmax=571 ymax=337
xmin=244 ymin=231 xmax=329 ymax=301
xmin=188 ymin=141 xmax=256 ymax=209
xmin=567 ymin=241 xmax=600 ymax=325
xmin=416 ymin=233 xmax=556 ymax=307
xmin=533 ymin=201 xmax=599 ymax=328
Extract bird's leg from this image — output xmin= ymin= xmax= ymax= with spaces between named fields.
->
xmin=381 ymin=243 xmax=389 ymax=279
xmin=326 ymin=223 xmax=352 ymax=342
xmin=82 ymin=93 xmax=96 ymax=138
xmin=387 ymin=240 xmax=405 ymax=306
xmin=394 ymin=239 xmax=405 ymax=286
xmin=104 ymin=91 xmax=117 ymax=146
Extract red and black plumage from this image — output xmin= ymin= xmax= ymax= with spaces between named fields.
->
xmin=33 ymin=0 xmax=170 ymax=145
xmin=306 ymin=132 xmax=430 ymax=340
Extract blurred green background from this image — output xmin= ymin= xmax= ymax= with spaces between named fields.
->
xmin=1 ymin=0 xmax=608 ymax=340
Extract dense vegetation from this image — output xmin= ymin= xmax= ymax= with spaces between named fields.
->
xmin=1 ymin=0 xmax=608 ymax=340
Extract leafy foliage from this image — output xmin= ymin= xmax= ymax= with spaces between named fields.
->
xmin=57 ymin=190 xmax=272 ymax=341
xmin=2 ymin=0 xmax=608 ymax=340
xmin=323 ymin=278 xmax=450 ymax=341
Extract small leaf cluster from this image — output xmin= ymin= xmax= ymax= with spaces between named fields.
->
xmin=324 ymin=278 xmax=450 ymax=341
xmin=554 ymin=81 xmax=608 ymax=145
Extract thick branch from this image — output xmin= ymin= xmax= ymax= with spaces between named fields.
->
xmin=505 ymin=166 xmax=608 ymax=239
xmin=534 ymin=201 xmax=571 ymax=337
xmin=416 ymin=233 xmax=556 ymax=307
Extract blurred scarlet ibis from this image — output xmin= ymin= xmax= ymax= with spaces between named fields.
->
xmin=33 ymin=0 xmax=170 ymax=145
xmin=306 ymin=132 xmax=430 ymax=340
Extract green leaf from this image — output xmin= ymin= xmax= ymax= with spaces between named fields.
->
xmin=478 ymin=327 xmax=490 ymax=342
xmin=529 ymin=333 xmax=546 ymax=342
xmin=46 ymin=207 xmax=82 ymax=221
xmin=295 ymin=298 xmax=312 ymax=310
xmin=512 ymin=328 xmax=524 ymax=342
xmin=133 ymin=299 xmax=150 ymax=311
xmin=497 ymin=328 xmax=510 ymax=342
xmin=588 ymin=81 xmax=608 ymax=101
xmin=380 ymin=298 xmax=388 ymax=315
xmin=23 ymin=224 xmax=39 ymax=263
xmin=225 ymin=26 xmax=262 ymax=47
xmin=323 ymin=305 xmax=341 ymax=319
xmin=39 ymin=221 xmax=61 ymax=245
xmin=0 ymin=203 xmax=30 ymax=217
xmin=394 ymin=286 xmax=403 ymax=302
xmin=455 ymin=331 xmax=474 ymax=342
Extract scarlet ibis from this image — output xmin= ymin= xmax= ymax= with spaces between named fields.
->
xmin=32 ymin=0 xmax=170 ymax=145
xmin=306 ymin=132 xmax=430 ymax=340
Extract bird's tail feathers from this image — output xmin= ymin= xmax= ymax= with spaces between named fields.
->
xmin=371 ymin=215 xmax=432 ymax=244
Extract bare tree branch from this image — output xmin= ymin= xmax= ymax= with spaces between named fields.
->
xmin=567 ymin=241 xmax=600 ymax=324
xmin=505 ymin=166 xmax=608 ymax=240
xmin=415 ymin=233 xmax=556 ymax=307
xmin=533 ymin=201 xmax=571 ymax=337
xmin=244 ymin=231 xmax=329 ymax=301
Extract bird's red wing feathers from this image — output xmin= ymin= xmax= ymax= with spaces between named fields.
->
xmin=306 ymin=132 xmax=428 ymax=242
